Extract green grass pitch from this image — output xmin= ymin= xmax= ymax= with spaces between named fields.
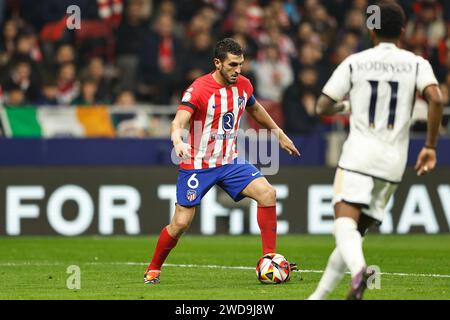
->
xmin=0 ymin=235 xmax=449 ymax=300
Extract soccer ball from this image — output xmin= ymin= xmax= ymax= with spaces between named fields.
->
xmin=256 ymin=253 xmax=291 ymax=284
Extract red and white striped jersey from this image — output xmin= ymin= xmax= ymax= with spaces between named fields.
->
xmin=177 ymin=73 xmax=254 ymax=170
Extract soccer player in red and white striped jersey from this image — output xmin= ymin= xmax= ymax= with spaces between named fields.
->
xmin=177 ymin=64 xmax=253 ymax=169
xmin=144 ymin=38 xmax=300 ymax=284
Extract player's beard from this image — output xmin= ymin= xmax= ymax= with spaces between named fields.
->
xmin=220 ymin=68 xmax=238 ymax=85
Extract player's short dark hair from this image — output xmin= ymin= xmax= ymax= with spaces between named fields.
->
xmin=372 ymin=1 xmax=406 ymax=39
xmin=214 ymin=38 xmax=243 ymax=61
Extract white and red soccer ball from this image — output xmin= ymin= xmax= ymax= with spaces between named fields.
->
xmin=256 ymin=253 xmax=291 ymax=284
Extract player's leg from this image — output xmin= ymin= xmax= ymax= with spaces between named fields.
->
xmin=344 ymin=182 xmax=396 ymax=299
xmin=308 ymin=201 xmax=364 ymax=300
xmin=216 ymin=161 xmax=277 ymax=255
xmin=309 ymin=168 xmax=371 ymax=299
xmin=240 ymin=177 xmax=277 ymax=255
xmin=145 ymin=167 xmax=216 ymax=284
xmin=145 ymin=170 xmax=215 ymax=283
xmin=331 ymin=169 xmax=372 ymax=282
xmin=334 ymin=201 xmax=367 ymax=280
xmin=307 ymin=248 xmax=347 ymax=300
xmin=343 ymin=212 xmax=380 ymax=300
xmin=145 ymin=204 xmax=196 ymax=284
xmin=218 ymin=161 xmax=297 ymax=272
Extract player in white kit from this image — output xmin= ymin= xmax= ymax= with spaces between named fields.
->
xmin=308 ymin=1 xmax=443 ymax=300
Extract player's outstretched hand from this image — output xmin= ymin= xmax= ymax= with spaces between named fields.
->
xmin=174 ymin=141 xmax=192 ymax=160
xmin=277 ymin=130 xmax=301 ymax=156
xmin=415 ymin=147 xmax=436 ymax=176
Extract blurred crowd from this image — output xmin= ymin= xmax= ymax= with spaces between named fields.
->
xmin=0 ymin=0 xmax=450 ymax=136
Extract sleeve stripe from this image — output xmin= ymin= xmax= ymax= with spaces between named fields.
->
xmin=180 ymin=102 xmax=198 ymax=111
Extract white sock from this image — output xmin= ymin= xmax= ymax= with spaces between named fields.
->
xmin=334 ymin=217 xmax=366 ymax=277
xmin=307 ymin=248 xmax=347 ymax=300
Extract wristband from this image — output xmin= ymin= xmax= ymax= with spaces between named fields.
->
xmin=424 ymin=145 xmax=436 ymax=150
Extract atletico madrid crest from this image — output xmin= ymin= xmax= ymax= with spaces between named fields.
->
xmin=238 ymin=96 xmax=245 ymax=109
xmin=186 ymin=189 xmax=197 ymax=202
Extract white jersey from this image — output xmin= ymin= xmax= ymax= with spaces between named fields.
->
xmin=322 ymin=42 xmax=438 ymax=182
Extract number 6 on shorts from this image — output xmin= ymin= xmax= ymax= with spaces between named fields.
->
xmin=187 ymin=173 xmax=199 ymax=189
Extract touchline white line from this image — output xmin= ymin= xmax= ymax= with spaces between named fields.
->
xmin=1 ymin=261 xmax=450 ymax=278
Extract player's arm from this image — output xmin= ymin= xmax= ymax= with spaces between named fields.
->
xmin=246 ymin=99 xmax=300 ymax=156
xmin=415 ymin=84 xmax=444 ymax=176
xmin=316 ymin=56 xmax=352 ymax=116
xmin=315 ymin=94 xmax=350 ymax=116
xmin=171 ymin=109 xmax=192 ymax=159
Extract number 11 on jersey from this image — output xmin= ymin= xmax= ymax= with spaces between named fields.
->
xmin=368 ymin=80 xmax=399 ymax=129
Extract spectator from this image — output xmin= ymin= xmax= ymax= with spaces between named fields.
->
xmin=4 ymin=83 xmax=26 ymax=106
xmin=113 ymin=89 xmax=150 ymax=138
xmin=38 ymin=42 xmax=74 ymax=77
xmin=241 ymin=56 xmax=257 ymax=88
xmin=296 ymin=66 xmax=320 ymax=93
xmin=184 ymin=9 xmax=215 ymax=42
xmin=258 ymin=21 xmax=297 ymax=63
xmin=56 ymin=62 xmax=79 ymax=105
xmin=282 ymin=86 xmax=322 ymax=135
xmin=54 ymin=43 xmax=76 ymax=67
xmin=438 ymin=82 xmax=450 ymax=131
xmin=71 ymin=77 xmax=104 ymax=106
xmin=196 ymin=4 xmax=221 ymax=35
xmin=435 ymin=22 xmax=450 ymax=79
xmin=4 ymin=29 xmax=43 ymax=80
xmin=306 ymin=4 xmax=337 ymax=48
xmin=80 ymin=57 xmax=112 ymax=103
xmin=0 ymin=0 xmax=446 ymax=141
xmin=2 ymin=58 xmax=40 ymax=102
xmin=0 ymin=19 xmax=18 ymax=68
xmin=342 ymin=8 xmax=371 ymax=49
xmin=405 ymin=0 xmax=445 ymax=56
xmin=182 ymin=31 xmax=213 ymax=88
xmin=436 ymin=49 xmax=450 ymax=81
xmin=295 ymin=21 xmax=319 ymax=47
xmin=292 ymin=42 xmax=328 ymax=88
xmin=253 ymin=43 xmax=294 ymax=103
xmin=222 ymin=0 xmax=264 ymax=38
xmin=34 ymin=76 xmax=58 ymax=105
xmin=221 ymin=14 xmax=258 ymax=59
xmin=266 ymin=0 xmax=300 ymax=32
xmin=157 ymin=0 xmax=177 ymax=18
xmin=137 ymin=13 xmax=184 ymax=104
xmin=115 ymin=0 xmax=151 ymax=90
xmin=21 ymin=26 xmax=43 ymax=63
xmin=115 ymin=89 xmax=137 ymax=106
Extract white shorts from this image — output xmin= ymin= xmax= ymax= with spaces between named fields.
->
xmin=332 ymin=168 xmax=398 ymax=222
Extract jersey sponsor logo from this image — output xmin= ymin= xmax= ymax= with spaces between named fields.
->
xmin=210 ymin=132 xmax=237 ymax=140
xmin=186 ymin=189 xmax=197 ymax=202
xmin=222 ymin=112 xmax=234 ymax=132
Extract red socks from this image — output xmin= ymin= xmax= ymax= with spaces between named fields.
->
xmin=257 ymin=205 xmax=277 ymax=255
xmin=147 ymin=206 xmax=277 ymax=270
xmin=147 ymin=226 xmax=179 ymax=271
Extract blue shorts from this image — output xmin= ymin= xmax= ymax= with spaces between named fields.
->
xmin=176 ymin=159 xmax=263 ymax=207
